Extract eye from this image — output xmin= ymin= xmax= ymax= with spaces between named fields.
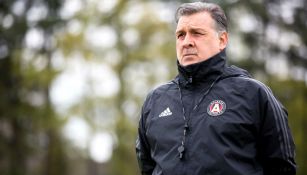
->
xmin=176 ymin=33 xmax=185 ymax=39
xmin=194 ymin=32 xmax=204 ymax=36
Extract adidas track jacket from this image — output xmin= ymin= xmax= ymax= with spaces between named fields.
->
xmin=136 ymin=50 xmax=296 ymax=175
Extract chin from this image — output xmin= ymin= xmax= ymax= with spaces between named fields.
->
xmin=181 ymin=60 xmax=199 ymax=66
xmin=180 ymin=57 xmax=199 ymax=66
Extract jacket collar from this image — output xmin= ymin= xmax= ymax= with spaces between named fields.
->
xmin=177 ymin=49 xmax=226 ymax=87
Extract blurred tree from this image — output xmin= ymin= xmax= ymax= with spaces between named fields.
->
xmin=2 ymin=0 xmax=305 ymax=175
xmin=57 ymin=0 xmax=177 ymax=174
xmin=0 ymin=0 xmax=68 ymax=175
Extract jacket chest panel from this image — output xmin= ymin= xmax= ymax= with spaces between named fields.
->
xmin=146 ymin=92 xmax=184 ymax=152
xmin=186 ymin=89 xmax=259 ymax=166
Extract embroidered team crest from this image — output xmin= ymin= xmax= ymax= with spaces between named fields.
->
xmin=207 ymin=100 xmax=226 ymax=116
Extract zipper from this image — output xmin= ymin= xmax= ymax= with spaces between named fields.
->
xmin=175 ymin=75 xmax=222 ymax=160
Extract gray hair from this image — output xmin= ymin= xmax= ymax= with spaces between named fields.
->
xmin=175 ymin=2 xmax=228 ymax=33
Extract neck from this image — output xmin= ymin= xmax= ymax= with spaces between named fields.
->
xmin=177 ymin=50 xmax=226 ymax=87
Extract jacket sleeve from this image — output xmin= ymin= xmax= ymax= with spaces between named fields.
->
xmin=136 ymin=96 xmax=155 ymax=175
xmin=258 ymin=85 xmax=296 ymax=175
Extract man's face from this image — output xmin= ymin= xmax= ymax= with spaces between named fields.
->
xmin=176 ymin=11 xmax=228 ymax=66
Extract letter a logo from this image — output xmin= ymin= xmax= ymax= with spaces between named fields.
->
xmin=207 ymin=100 xmax=226 ymax=116
xmin=211 ymin=103 xmax=221 ymax=113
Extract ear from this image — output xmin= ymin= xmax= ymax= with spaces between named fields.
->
xmin=218 ymin=32 xmax=228 ymax=50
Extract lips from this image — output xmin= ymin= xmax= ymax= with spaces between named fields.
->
xmin=183 ymin=53 xmax=197 ymax=56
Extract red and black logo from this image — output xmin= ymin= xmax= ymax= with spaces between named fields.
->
xmin=207 ymin=100 xmax=226 ymax=116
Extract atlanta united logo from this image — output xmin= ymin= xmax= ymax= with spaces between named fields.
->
xmin=207 ymin=100 xmax=226 ymax=116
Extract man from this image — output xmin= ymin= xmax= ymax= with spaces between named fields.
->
xmin=136 ymin=2 xmax=296 ymax=175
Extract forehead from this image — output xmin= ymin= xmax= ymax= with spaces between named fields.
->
xmin=176 ymin=11 xmax=214 ymax=30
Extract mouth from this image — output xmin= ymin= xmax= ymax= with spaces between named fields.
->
xmin=182 ymin=53 xmax=197 ymax=58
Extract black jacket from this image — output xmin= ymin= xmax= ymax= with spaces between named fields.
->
xmin=136 ymin=50 xmax=296 ymax=175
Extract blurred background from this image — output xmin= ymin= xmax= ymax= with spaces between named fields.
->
xmin=0 ymin=0 xmax=306 ymax=174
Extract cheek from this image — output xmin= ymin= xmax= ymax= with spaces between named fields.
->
xmin=176 ymin=43 xmax=182 ymax=53
xmin=197 ymin=41 xmax=218 ymax=56
xmin=202 ymin=38 xmax=219 ymax=50
xmin=176 ymin=40 xmax=180 ymax=47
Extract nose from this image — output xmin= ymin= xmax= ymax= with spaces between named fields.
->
xmin=182 ymin=34 xmax=194 ymax=47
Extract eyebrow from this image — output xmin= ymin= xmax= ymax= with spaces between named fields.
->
xmin=175 ymin=27 xmax=207 ymax=35
xmin=175 ymin=30 xmax=184 ymax=36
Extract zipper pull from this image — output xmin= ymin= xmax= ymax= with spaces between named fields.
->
xmin=188 ymin=76 xmax=193 ymax=84
xmin=178 ymin=145 xmax=185 ymax=159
